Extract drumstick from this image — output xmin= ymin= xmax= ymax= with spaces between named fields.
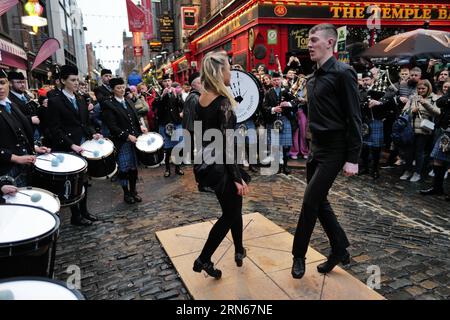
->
xmin=36 ymin=158 xmax=52 ymax=162
xmin=16 ymin=191 xmax=42 ymax=202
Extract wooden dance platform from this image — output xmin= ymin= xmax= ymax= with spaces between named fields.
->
xmin=156 ymin=213 xmax=384 ymax=300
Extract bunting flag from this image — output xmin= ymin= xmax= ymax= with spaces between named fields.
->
xmin=31 ymin=38 xmax=61 ymax=71
xmin=126 ymin=0 xmax=146 ymax=33
xmin=142 ymin=0 xmax=154 ymax=40
xmin=0 ymin=0 xmax=18 ymax=17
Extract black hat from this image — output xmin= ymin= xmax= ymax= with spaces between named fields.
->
xmin=7 ymin=71 xmax=25 ymax=81
xmin=101 ymin=69 xmax=112 ymax=76
xmin=162 ymin=74 xmax=171 ymax=80
xmin=60 ymin=65 xmax=79 ymax=79
xmin=362 ymin=71 xmax=373 ymax=79
xmin=109 ymin=77 xmax=125 ymax=89
xmin=188 ymin=72 xmax=200 ymax=85
xmin=0 ymin=69 xmax=8 ymax=79
xmin=272 ymin=72 xmax=281 ymax=78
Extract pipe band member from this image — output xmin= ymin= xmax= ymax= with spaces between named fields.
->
xmin=47 ymin=65 xmax=100 ymax=226
xmin=102 ymin=77 xmax=147 ymax=204
xmin=291 ymin=24 xmax=362 ymax=279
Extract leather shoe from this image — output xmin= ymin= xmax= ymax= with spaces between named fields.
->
xmin=235 ymin=248 xmax=247 ymax=267
xmin=193 ymin=258 xmax=222 ymax=279
xmin=419 ymin=187 xmax=444 ymax=196
xmin=175 ymin=167 xmax=184 ymax=176
xmin=71 ymin=216 xmax=92 ymax=226
xmin=317 ymin=251 xmax=350 ymax=274
xmin=81 ymin=212 xmax=98 ymax=222
xmin=132 ymin=192 xmax=142 ymax=202
xmin=124 ymin=193 xmax=135 ymax=204
xmin=283 ymin=165 xmax=291 ymax=175
xmin=164 ymin=170 xmax=171 ymax=177
xmin=198 ymin=185 xmax=215 ymax=193
xmin=291 ymin=257 xmax=306 ymax=279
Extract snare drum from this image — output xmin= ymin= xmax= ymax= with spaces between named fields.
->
xmin=32 ymin=153 xmax=87 ymax=207
xmin=81 ymin=139 xmax=117 ymax=179
xmin=136 ymin=133 xmax=164 ymax=167
xmin=0 ymin=204 xmax=60 ymax=279
xmin=2 ymin=187 xmax=60 ymax=215
xmin=0 ymin=277 xmax=85 ymax=300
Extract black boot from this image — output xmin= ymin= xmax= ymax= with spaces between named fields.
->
xmin=420 ymin=165 xmax=445 ymax=195
xmin=70 ymin=206 xmax=92 ymax=226
xmin=122 ymin=185 xmax=135 ymax=204
xmin=79 ymin=189 xmax=98 ymax=222
xmin=235 ymin=248 xmax=247 ymax=267
xmin=129 ymin=170 xmax=142 ymax=202
xmin=193 ymin=258 xmax=222 ymax=279
xmin=317 ymin=251 xmax=350 ymax=274
xmin=175 ymin=165 xmax=184 ymax=176
xmin=164 ymin=149 xmax=171 ymax=177
xmin=291 ymin=257 xmax=306 ymax=279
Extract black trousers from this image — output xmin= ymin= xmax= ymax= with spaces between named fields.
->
xmin=70 ymin=182 xmax=89 ymax=217
xmin=199 ymin=177 xmax=244 ymax=262
xmin=292 ymin=136 xmax=350 ymax=258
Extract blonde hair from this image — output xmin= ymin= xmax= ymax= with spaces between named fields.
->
xmin=200 ymin=51 xmax=236 ymax=107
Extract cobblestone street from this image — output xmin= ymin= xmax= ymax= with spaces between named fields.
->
xmin=53 ymin=163 xmax=450 ymax=300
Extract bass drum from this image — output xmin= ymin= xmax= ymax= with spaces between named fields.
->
xmin=81 ymin=139 xmax=117 ymax=179
xmin=227 ymin=70 xmax=264 ymax=123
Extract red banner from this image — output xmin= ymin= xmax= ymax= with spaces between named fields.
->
xmin=0 ymin=0 xmax=18 ymax=17
xmin=126 ymin=0 xmax=145 ymax=33
xmin=134 ymin=47 xmax=143 ymax=57
xmin=31 ymin=38 xmax=61 ymax=71
xmin=181 ymin=7 xmax=198 ymax=30
xmin=142 ymin=0 xmax=153 ymax=40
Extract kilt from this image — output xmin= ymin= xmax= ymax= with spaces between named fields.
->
xmin=363 ymin=119 xmax=384 ymax=148
xmin=118 ymin=142 xmax=138 ymax=172
xmin=235 ymin=119 xmax=257 ymax=145
xmin=7 ymin=165 xmax=28 ymax=188
xmin=159 ymin=124 xmax=184 ymax=149
xmin=269 ymin=116 xmax=292 ymax=147
xmin=431 ymin=133 xmax=450 ymax=162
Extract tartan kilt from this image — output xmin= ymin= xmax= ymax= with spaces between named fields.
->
xmin=7 ymin=165 xmax=28 ymax=188
xmin=270 ymin=116 xmax=292 ymax=147
xmin=118 ymin=142 xmax=138 ymax=172
xmin=235 ymin=119 xmax=257 ymax=145
xmin=363 ymin=119 xmax=384 ymax=148
xmin=431 ymin=133 xmax=450 ymax=162
xmin=159 ymin=124 xmax=184 ymax=149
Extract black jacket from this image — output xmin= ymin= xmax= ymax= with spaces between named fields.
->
xmin=94 ymin=85 xmax=112 ymax=105
xmin=306 ymin=56 xmax=362 ymax=163
xmin=182 ymin=89 xmax=200 ymax=132
xmin=0 ymin=102 xmax=34 ymax=175
xmin=262 ymin=87 xmax=297 ymax=124
xmin=154 ymin=92 xmax=183 ymax=125
xmin=436 ymin=93 xmax=450 ymax=131
xmin=102 ymin=98 xmax=142 ymax=150
xmin=47 ymin=92 xmax=95 ymax=151
xmin=46 ymin=88 xmax=62 ymax=99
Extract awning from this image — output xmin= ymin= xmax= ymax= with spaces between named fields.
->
xmin=0 ymin=38 xmax=27 ymax=69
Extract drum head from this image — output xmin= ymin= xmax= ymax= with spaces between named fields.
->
xmin=35 ymin=153 xmax=87 ymax=174
xmin=3 ymin=187 xmax=60 ymax=215
xmin=136 ymin=133 xmax=164 ymax=153
xmin=81 ymin=139 xmax=114 ymax=159
xmin=228 ymin=70 xmax=262 ymax=123
xmin=0 ymin=277 xmax=84 ymax=300
xmin=0 ymin=204 xmax=58 ymax=245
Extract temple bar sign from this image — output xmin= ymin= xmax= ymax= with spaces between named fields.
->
xmin=330 ymin=6 xmax=450 ymax=20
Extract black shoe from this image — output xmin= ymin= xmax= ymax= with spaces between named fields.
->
xmin=291 ymin=257 xmax=306 ymax=279
xmin=131 ymin=192 xmax=142 ymax=202
xmin=164 ymin=169 xmax=171 ymax=177
xmin=317 ymin=252 xmax=350 ymax=274
xmin=198 ymin=185 xmax=215 ymax=193
xmin=283 ymin=165 xmax=291 ymax=175
xmin=235 ymin=248 xmax=247 ymax=267
xmin=249 ymin=165 xmax=258 ymax=173
xmin=175 ymin=167 xmax=184 ymax=176
xmin=419 ymin=187 xmax=444 ymax=196
xmin=372 ymin=170 xmax=380 ymax=180
xmin=81 ymin=212 xmax=98 ymax=222
xmin=193 ymin=258 xmax=222 ymax=279
xmin=124 ymin=193 xmax=135 ymax=204
xmin=71 ymin=216 xmax=93 ymax=226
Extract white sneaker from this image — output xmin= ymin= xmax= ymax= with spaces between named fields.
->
xmin=291 ymin=155 xmax=298 ymax=160
xmin=409 ymin=173 xmax=421 ymax=182
xmin=243 ymin=159 xmax=249 ymax=167
xmin=400 ymin=171 xmax=412 ymax=180
xmin=429 ymin=170 xmax=435 ymax=177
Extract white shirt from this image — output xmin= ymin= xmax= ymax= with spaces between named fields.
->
xmin=11 ymin=90 xmax=27 ymax=102
xmin=0 ymin=97 xmax=12 ymax=106
xmin=114 ymin=97 xmax=125 ymax=104
xmin=62 ymin=89 xmax=76 ymax=101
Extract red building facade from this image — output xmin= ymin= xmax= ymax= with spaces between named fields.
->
xmin=184 ymin=0 xmax=450 ymax=77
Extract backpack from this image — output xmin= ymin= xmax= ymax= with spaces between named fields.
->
xmin=391 ymin=113 xmax=414 ymax=146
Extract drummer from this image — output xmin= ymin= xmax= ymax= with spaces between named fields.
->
xmin=47 ymin=65 xmax=101 ymax=226
xmin=102 ymin=78 xmax=148 ymax=204
xmin=0 ymin=69 xmax=51 ymax=187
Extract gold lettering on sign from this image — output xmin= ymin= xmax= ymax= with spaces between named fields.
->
xmin=330 ymin=7 xmax=341 ymax=18
xmin=438 ymin=9 xmax=448 ymax=20
xmin=355 ymin=7 xmax=365 ymax=18
xmin=342 ymin=7 xmax=354 ymax=18
xmin=422 ymin=9 xmax=432 ymax=19
xmin=381 ymin=8 xmax=391 ymax=18
xmin=391 ymin=8 xmax=404 ymax=19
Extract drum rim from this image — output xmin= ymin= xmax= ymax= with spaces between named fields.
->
xmin=230 ymin=69 xmax=263 ymax=123
xmin=136 ymin=133 xmax=164 ymax=152
xmin=0 ymin=204 xmax=60 ymax=248
xmin=34 ymin=152 xmax=88 ymax=175
xmin=12 ymin=187 xmax=61 ymax=212
xmin=0 ymin=276 xmax=85 ymax=300
xmin=81 ymin=138 xmax=115 ymax=160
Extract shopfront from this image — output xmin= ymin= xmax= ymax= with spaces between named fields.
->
xmin=188 ymin=0 xmax=450 ymax=75
xmin=0 ymin=37 xmax=28 ymax=75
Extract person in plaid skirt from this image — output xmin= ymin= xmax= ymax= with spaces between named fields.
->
xmin=360 ymin=71 xmax=390 ymax=179
xmin=102 ymin=78 xmax=148 ymax=204
xmin=262 ymin=72 xmax=297 ymax=174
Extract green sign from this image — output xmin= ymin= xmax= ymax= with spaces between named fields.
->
xmin=267 ymin=29 xmax=277 ymax=45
